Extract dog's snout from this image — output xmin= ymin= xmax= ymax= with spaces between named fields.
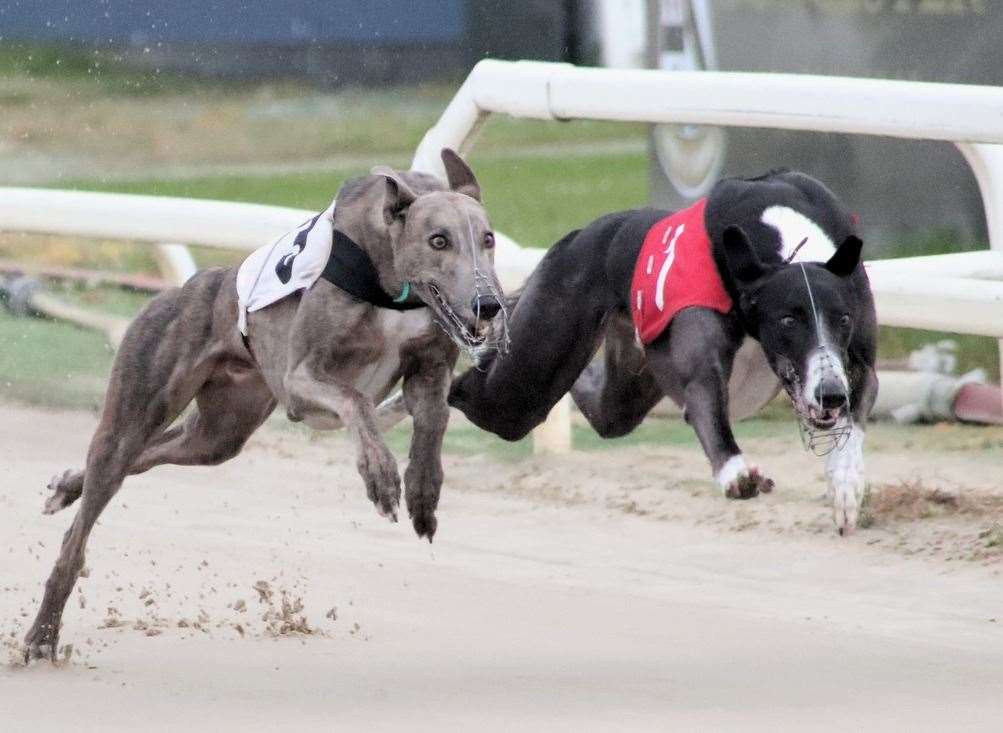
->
xmin=815 ymin=381 xmax=848 ymax=410
xmin=473 ymin=295 xmax=502 ymax=321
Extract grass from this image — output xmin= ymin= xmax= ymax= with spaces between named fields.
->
xmin=57 ymin=148 xmax=649 ymax=249
xmin=0 ymin=43 xmax=644 ymax=176
xmin=0 ymin=308 xmax=113 ymax=410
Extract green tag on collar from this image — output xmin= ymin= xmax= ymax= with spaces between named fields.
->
xmin=393 ymin=281 xmax=411 ymax=303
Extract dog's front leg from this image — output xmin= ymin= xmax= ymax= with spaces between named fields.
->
xmin=827 ymin=364 xmax=878 ymax=535
xmin=284 ymin=364 xmax=400 ymax=522
xmin=401 ymin=357 xmax=452 ymax=541
xmin=680 ymin=365 xmax=774 ymax=499
xmin=648 ymin=312 xmax=774 ymax=499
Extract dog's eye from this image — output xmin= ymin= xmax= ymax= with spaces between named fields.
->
xmin=780 ymin=316 xmax=796 ymax=328
xmin=839 ymin=313 xmax=851 ymax=327
xmin=428 ymin=234 xmax=449 ymax=250
xmin=484 ymin=232 xmax=495 ymax=249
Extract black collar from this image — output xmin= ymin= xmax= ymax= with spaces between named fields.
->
xmin=320 ymin=229 xmax=425 ymax=311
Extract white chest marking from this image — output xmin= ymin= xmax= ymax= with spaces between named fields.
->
xmin=760 ymin=206 xmax=835 ymax=263
xmin=352 ymin=309 xmax=434 ymax=397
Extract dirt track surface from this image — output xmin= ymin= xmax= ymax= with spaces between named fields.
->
xmin=2 ymin=405 xmax=1002 ymax=731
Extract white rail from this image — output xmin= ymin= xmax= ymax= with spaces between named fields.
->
xmin=410 ymin=60 xmax=1003 ymax=341
xmin=3 ymin=60 xmax=1003 ymax=453
xmin=0 ymin=188 xmax=541 ymax=293
xmin=413 ymin=60 xmax=1003 ymax=247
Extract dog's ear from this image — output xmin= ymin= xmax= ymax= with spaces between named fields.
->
xmin=372 ymin=166 xmax=418 ymax=226
xmin=441 ymin=148 xmax=481 ymax=201
xmin=722 ymin=226 xmax=767 ymax=285
xmin=825 ymin=235 xmax=863 ymax=278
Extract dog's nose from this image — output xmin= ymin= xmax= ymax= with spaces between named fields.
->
xmin=473 ymin=295 xmax=502 ymax=321
xmin=815 ymin=382 xmax=848 ymax=410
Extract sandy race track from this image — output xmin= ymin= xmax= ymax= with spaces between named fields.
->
xmin=2 ymin=404 xmax=1002 ymax=731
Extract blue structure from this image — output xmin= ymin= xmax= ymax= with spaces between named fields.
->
xmin=0 ymin=0 xmax=575 ymax=84
xmin=0 ymin=1 xmax=466 ymax=44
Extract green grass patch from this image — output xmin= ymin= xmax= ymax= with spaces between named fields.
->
xmin=0 ymin=308 xmax=113 ymax=410
xmin=59 ymin=149 xmax=650 ymax=249
xmin=56 ymin=283 xmax=153 ymax=318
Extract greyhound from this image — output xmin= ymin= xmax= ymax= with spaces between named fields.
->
xmin=24 ymin=148 xmax=507 ymax=662
xmin=449 ymin=170 xmax=878 ymax=535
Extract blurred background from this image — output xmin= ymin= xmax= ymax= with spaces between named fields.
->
xmin=0 ymin=0 xmax=1001 ymax=437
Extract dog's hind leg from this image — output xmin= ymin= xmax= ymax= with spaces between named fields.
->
xmin=44 ymin=425 xmax=186 ymax=514
xmin=25 ymin=271 xmax=240 ymax=660
xmin=127 ymin=364 xmax=276 ymax=472
xmin=44 ymin=363 xmax=275 ymax=515
xmin=28 ymin=372 xmax=268 ymax=659
xmin=26 ymin=378 xmax=193 ymax=659
xmin=571 ymin=314 xmax=663 ymax=438
xmin=25 ymin=423 xmax=149 ymax=661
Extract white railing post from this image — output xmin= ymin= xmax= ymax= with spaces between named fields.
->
xmin=956 ymin=142 xmax=1003 ymax=397
xmin=153 ymin=243 xmax=199 ymax=287
xmin=533 ymin=395 xmax=573 ymax=456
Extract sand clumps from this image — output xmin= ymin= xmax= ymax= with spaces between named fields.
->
xmin=861 ymin=479 xmax=1002 ymax=526
xmin=250 ymin=580 xmax=315 ymax=637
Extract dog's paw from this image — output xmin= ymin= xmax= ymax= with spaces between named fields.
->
xmin=23 ymin=625 xmax=58 ymax=664
xmin=43 ymin=469 xmax=83 ymax=515
xmin=358 ymin=446 xmax=401 ymax=522
xmin=409 ymin=506 xmax=438 ymax=543
xmin=717 ymin=455 xmax=774 ymax=500
xmin=723 ymin=469 xmax=774 ymax=500
xmin=830 ymin=478 xmax=865 ymax=536
xmin=404 ymin=461 xmax=442 ymax=543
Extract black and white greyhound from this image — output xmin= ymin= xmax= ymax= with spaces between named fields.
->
xmin=449 ymin=170 xmax=878 ymax=534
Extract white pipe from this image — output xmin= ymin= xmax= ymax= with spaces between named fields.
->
xmin=415 ymin=61 xmax=1003 ymax=173
xmin=153 ymin=243 xmax=199 ymax=286
xmin=410 ymin=78 xmax=488 ymax=179
xmin=866 ymin=270 xmax=1003 ymax=338
xmin=955 ymin=143 xmax=1003 ymax=398
xmin=865 ymin=251 xmax=1003 ymax=279
xmin=956 ymin=143 xmax=1003 ymax=253
xmin=0 ymin=188 xmax=310 ymax=252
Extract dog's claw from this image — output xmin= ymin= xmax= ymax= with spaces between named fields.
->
xmin=724 ymin=468 xmax=774 ymax=500
xmin=359 ymin=445 xmax=402 ymax=524
xmin=411 ymin=511 xmax=437 ymax=542
xmin=832 ymin=484 xmax=861 ymax=536
xmin=23 ymin=631 xmax=57 ymax=664
xmin=376 ymin=499 xmax=399 ymax=523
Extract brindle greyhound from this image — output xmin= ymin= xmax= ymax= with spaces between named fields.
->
xmin=449 ymin=171 xmax=878 ymax=535
xmin=24 ymin=149 xmax=506 ymax=662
